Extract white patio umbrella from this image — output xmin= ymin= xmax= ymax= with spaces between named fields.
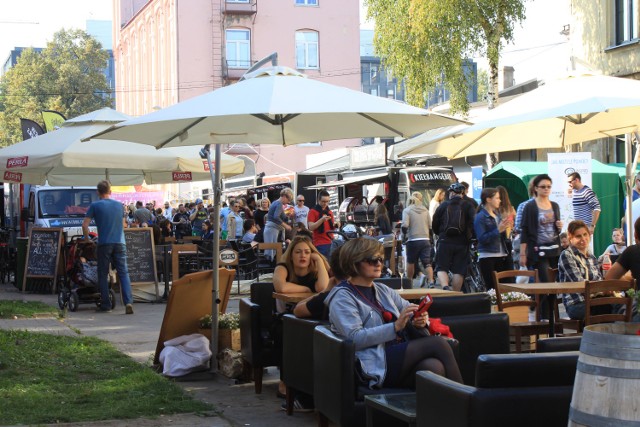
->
xmin=397 ymin=74 xmax=640 ymax=241
xmin=0 ymin=108 xmax=244 ymax=186
xmin=88 ymin=65 xmax=466 ymax=365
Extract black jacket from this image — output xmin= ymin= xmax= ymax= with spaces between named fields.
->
xmin=520 ymin=200 xmax=561 ymax=262
xmin=432 ymin=196 xmax=476 ymax=245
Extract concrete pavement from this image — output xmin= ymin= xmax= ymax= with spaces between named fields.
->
xmin=0 ymin=282 xmax=319 ymax=427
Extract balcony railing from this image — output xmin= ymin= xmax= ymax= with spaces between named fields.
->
xmin=222 ymin=59 xmax=254 ymax=80
xmin=223 ymin=0 xmax=257 ymax=15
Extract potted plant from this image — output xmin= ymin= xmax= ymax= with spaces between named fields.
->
xmin=198 ymin=313 xmax=241 ymax=351
xmin=487 ymin=289 xmax=533 ymax=323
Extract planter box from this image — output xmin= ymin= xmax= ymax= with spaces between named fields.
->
xmin=491 ymin=304 xmax=530 ymax=323
xmin=219 ymin=328 xmax=241 ymax=351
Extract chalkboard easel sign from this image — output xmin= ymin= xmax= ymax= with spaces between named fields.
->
xmin=124 ymin=228 xmax=158 ymax=299
xmin=23 ymin=227 xmax=64 ymax=294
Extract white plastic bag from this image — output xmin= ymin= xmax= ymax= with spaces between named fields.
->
xmin=516 ymin=266 xmax=530 ymax=284
xmin=159 ymin=333 xmax=212 ymax=377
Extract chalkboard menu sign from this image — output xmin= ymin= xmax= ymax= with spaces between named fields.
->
xmin=23 ymin=227 xmax=63 ymax=293
xmin=124 ymin=228 xmax=158 ymax=286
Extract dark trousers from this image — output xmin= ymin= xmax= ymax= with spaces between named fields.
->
xmin=479 ymin=256 xmax=513 ymax=290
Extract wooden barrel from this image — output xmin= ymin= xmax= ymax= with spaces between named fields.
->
xmin=569 ymin=323 xmax=640 ymax=426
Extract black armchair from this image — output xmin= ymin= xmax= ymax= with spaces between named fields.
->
xmin=239 ymin=282 xmax=280 ymax=394
xmin=416 ymin=352 xmax=579 ymax=427
xmin=536 ymin=336 xmax=581 ymax=353
xmin=281 ymin=314 xmax=328 ymax=415
xmin=428 ymin=293 xmax=492 ymax=318
xmin=440 ymin=312 xmax=510 ymax=385
xmin=313 ymin=326 xmax=412 ymax=427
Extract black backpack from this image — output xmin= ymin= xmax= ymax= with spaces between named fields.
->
xmin=443 ymin=198 xmax=465 ymax=237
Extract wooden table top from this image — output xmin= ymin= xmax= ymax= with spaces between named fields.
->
xmin=498 ymin=281 xmax=585 ymax=294
xmin=273 ymin=287 xmax=463 ymax=304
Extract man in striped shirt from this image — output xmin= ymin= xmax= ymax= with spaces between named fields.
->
xmin=567 ymin=172 xmax=601 ymax=234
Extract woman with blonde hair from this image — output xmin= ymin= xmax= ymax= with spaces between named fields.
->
xmin=326 ymin=238 xmax=461 ymax=389
xmin=273 ymin=236 xmax=329 ymax=311
xmin=429 ymin=188 xmax=446 ymax=218
xmin=254 ymin=197 xmax=271 ymax=231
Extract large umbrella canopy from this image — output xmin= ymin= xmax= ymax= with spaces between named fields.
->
xmin=398 ymin=74 xmax=640 ymax=159
xmin=89 ymin=67 xmax=464 ymax=148
xmin=0 ymin=108 xmax=244 ymax=186
xmin=88 ymin=65 xmax=465 ymax=365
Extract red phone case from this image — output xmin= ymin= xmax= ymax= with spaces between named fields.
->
xmin=414 ymin=294 xmax=433 ymax=317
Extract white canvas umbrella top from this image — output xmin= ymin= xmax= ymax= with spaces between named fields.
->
xmin=90 ymin=66 xmax=465 ymax=148
xmin=0 ymin=108 xmax=244 ymax=185
xmin=399 ymin=74 xmax=640 ymax=159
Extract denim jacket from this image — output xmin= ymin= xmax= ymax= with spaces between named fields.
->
xmin=474 ymin=208 xmax=507 ymax=254
xmin=325 ymin=281 xmax=410 ymax=389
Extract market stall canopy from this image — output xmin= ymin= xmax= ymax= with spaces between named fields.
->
xmin=306 ymin=171 xmax=389 ymax=189
xmin=0 ymin=108 xmax=244 ymax=186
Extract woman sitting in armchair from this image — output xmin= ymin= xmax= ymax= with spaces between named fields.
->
xmin=326 ymin=238 xmax=462 ymax=389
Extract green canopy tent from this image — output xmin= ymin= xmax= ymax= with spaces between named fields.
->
xmin=485 ymin=160 xmax=625 ymax=255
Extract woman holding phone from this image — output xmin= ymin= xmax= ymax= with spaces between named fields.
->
xmin=473 ymin=188 xmax=513 ymax=290
xmin=326 ymin=238 xmax=462 ymax=389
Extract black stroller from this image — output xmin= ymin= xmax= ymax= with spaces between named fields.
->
xmin=58 ymin=235 xmax=116 ymax=312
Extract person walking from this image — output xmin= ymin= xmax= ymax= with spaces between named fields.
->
xmin=432 ymin=183 xmax=476 ymax=291
xmin=520 ymin=174 xmax=563 ymax=319
xmin=401 ymin=192 xmax=434 ymax=288
xmin=82 ymin=180 xmax=133 ymax=314
xmin=473 ymin=188 xmax=513 ymax=290
xmin=567 ymin=172 xmax=601 ymax=234
xmin=263 ymin=188 xmax=294 ymax=260
xmin=429 ymin=189 xmax=446 ymax=219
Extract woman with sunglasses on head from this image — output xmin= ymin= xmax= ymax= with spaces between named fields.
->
xmin=473 ymin=188 xmax=513 ymax=290
xmin=520 ymin=174 xmax=563 ymax=318
xmin=326 ymin=238 xmax=462 ymax=389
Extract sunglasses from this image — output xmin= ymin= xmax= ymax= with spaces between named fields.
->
xmin=297 ymin=199 xmax=305 ymax=202
xmin=537 ymin=185 xmax=552 ymax=189
xmin=362 ymin=257 xmax=384 ymax=266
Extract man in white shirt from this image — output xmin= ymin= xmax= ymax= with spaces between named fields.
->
xmin=294 ymin=195 xmax=309 ymax=227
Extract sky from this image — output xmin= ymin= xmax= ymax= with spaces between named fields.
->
xmin=0 ymin=0 xmax=112 ymax=63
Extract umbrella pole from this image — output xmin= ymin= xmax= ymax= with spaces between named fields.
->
xmin=625 ymin=134 xmax=638 ymax=246
xmin=203 ymin=143 xmax=221 ymax=372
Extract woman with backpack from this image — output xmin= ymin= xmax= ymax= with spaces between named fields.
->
xmin=473 ymin=188 xmax=513 ymax=290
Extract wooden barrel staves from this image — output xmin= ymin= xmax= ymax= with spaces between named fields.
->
xmin=569 ymin=323 xmax=640 ymax=426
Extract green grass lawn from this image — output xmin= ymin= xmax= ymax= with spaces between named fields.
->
xmin=0 ymin=300 xmax=59 ymax=318
xmin=0 ymin=330 xmax=215 ymax=425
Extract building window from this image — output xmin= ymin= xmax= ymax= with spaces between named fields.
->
xmin=614 ymin=0 xmax=638 ymax=45
xmin=295 ymin=0 xmax=318 ymax=5
xmin=226 ymin=29 xmax=250 ymax=68
xmin=296 ymin=31 xmax=319 ymax=69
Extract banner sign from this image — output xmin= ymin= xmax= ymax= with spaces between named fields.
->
xmin=41 ymin=110 xmax=67 ymax=132
xmin=20 ymin=119 xmax=45 ymax=140
xmin=111 ymin=191 xmax=164 ymax=206
xmin=7 ymin=156 xmax=28 ymax=168
xmin=548 ymin=152 xmax=592 ymax=231
xmin=172 ymin=171 xmax=193 ymax=182
xmin=471 ymin=166 xmax=483 ymax=202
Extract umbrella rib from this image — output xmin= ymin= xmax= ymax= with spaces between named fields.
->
xmin=251 ymin=113 xmax=300 ymax=125
xmin=358 ymin=113 xmax=403 ymax=135
xmin=157 ymin=117 xmax=207 ymax=148
xmin=450 ymin=128 xmax=494 ymax=158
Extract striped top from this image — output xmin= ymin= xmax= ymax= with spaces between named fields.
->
xmin=572 ymin=185 xmax=600 ymax=226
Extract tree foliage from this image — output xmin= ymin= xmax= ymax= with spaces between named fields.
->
xmin=367 ymin=0 xmax=526 ymax=115
xmin=0 ymin=29 xmax=112 ymax=146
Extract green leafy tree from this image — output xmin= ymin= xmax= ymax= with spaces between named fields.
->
xmin=367 ymin=0 xmax=526 ymax=115
xmin=477 ymin=68 xmax=489 ymax=103
xmin=0 ymin=29 xmax=112 ymax=146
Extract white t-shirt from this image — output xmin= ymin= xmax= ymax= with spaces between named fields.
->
xmin=294 ymin=205 xmax=310 ymax=227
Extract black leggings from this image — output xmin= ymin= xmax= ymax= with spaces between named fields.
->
xmin=479 ymin=256 xmax=513 ymax=290
xmin=383 ymin=336 xmax=462 ymax=389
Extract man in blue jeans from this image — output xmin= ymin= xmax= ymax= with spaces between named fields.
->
xmin=82 ymin=180 xmax=134 ymax=314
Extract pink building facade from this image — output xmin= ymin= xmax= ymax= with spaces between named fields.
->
xmin=113 ymin=0 xmax=361 ymax=175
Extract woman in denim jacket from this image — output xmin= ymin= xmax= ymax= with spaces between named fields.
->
xmin=325 ymin=238 xmax=461 ymax=389
xmin=474 ymin=188 xmax=514 ymax=290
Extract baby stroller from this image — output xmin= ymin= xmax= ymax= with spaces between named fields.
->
xmin=58 ymin=235 xmax=116 ymax=312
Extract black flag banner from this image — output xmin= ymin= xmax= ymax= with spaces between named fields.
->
xmin=20 ymin=118 xmax=45 ymax=140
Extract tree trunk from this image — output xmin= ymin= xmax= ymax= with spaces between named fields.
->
xmin=486 ymin=53 xmax=500 ymax=170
